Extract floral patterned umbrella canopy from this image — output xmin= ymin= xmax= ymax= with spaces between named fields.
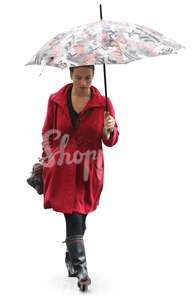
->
xmin=25 ymin=20 xmax=184 ymax=69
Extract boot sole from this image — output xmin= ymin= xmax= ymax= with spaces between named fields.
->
xmin=77 ymin=278 xmax=91 ymax=292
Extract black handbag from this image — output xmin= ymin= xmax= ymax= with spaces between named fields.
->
xmin=26 ymin=161 xmax=44 ymax=194
xmin=26 ymin=103 xmax=57 ymax=195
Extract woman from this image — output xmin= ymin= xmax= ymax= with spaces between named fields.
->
xmin=40 ymin=65 xmax=119 ymax=291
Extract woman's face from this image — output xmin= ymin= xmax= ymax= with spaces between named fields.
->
xmin=70 ymin=67 xmax=94 ymax=91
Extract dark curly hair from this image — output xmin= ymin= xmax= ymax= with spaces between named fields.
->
xmin=69 ymin=65 xmax=95 ymax=74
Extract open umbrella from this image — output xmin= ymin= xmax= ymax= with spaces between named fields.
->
xmin=25 ymin=4 xmax=184 ymax=110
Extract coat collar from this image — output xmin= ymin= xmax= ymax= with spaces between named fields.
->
xmin=50 ymin=83 xmax=106 ymax=114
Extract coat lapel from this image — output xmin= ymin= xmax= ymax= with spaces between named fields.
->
xmin=49 ymin=83 xmax=106 ymax=131
xmin=51 ymin=83 xmax=105 ymax=113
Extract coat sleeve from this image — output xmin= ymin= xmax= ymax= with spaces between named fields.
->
xmin=102 ymin=98 xmax=119 ymax=147
xmin=41 ymin=95 xmax=56 ymax=163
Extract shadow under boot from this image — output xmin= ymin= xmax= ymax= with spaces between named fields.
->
xmin=66 ymin=234 xmax=91 ymax=292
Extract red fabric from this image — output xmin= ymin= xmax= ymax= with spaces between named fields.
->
xmin=41 ymin=83 xmax=119 ymax=213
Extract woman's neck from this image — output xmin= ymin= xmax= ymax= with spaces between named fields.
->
xmin=72 ymin=86 xmax=91 ymax=98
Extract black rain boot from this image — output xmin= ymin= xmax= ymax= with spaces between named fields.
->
xmin=65 ymin=250 xmax=78 ymax=277
xmin=63 ymin=225 xmax=87 ymax=277
xmin=66 ymin=235 xmax=91 ymax=292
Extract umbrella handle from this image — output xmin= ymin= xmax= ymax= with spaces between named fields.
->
xmin=104 ymin=111 xmax=112 ymax=139
xmin=103 ymin=127 xmax=111 ymax=140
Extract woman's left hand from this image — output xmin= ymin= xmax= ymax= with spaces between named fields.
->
xmin=104 ymin=111 xmax=115 ymax=132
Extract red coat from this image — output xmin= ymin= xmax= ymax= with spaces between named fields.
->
xmin=41 ymin=83 xmax=119 ymax=214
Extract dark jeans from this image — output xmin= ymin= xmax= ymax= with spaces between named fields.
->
xmin=64 ymin=212 xmax=88 ymax=238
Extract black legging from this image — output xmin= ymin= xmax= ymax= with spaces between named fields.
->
xmin=64 ymin=212 xmax=88 ymax=237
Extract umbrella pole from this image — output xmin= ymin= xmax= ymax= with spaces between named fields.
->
xmin=100 ymin=3 xmax=108 ymax=112
xmin=103 ymin=63 xmax=108 ymax=112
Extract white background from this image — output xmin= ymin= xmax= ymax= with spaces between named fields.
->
xmin=0 ymin=0 xmax=194 ymax=299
